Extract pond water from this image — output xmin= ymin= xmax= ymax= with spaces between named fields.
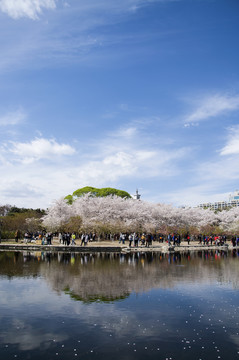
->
xmin=1 ymin=250 xmax=239 ymax=360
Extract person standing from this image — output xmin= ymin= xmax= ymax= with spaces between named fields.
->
xmin=71 ymin=233 xmax=76 ymax=245
xmin=129 ymin=234 xmax=133 ymax=247
xmin=47 ymin=232 xmax=52 ymax=245
xmin=146 ymin=234 xmax=151 ymax=247
xmin=141 ymin=233 xmax=145 ymax=245
xmin=15 ymin=230 xmax=20 ymax=243
xmin=66 ymin=232 xmax=71 ymax=246
xmin=84 ymin=234 xmax=89 ymax=246
xmin=119 ymin=233 xmax=123 ymax=244
xmin=168 ymin=234 xmax=172 ymax=245
xmin=134 ymin=233 xmax=139 ymax=247
xmin=177 ymin=234 xmax=181 ymax=246
xmin=58 ymin=232 xmax=63 ymax=244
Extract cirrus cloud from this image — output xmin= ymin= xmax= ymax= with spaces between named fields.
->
xmin=220 ymin=126 xmax=239 ymax=156
xmin=0 ymin=108 xmax=27 ymax=126
xmin=184 ymin=94 xmax=239 ymax=125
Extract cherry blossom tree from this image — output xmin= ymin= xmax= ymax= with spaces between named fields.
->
xmin=42 ymin=198 xmax=74 ymax=231
xmin=42 ymin=194 xmax=239 ymax=235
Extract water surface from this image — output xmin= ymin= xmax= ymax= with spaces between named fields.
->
xmin=1 ymin=250 xmax=239 ymax=359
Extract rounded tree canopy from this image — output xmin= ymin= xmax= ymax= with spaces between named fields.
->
xmin=65 ymin=186 xmax=131 ymax=204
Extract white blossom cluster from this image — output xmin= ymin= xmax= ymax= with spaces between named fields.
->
xmin=42 ymin=195 xmax=239 ymax=234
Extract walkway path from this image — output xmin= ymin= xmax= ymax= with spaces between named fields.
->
xmin=0 ymin=238 xmax=235 ymax=253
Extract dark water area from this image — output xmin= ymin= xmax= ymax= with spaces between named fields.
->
xmin=1 ymin=250 xmax=239 ymax=360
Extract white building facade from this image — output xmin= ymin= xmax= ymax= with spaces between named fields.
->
xmin=198 ymin=190 xmax=239 ymax=210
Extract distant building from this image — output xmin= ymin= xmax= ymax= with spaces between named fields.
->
xmin=229 ymin=189 xmax=239 ymax=203
xmin=132 ymin=189 xmax=141 ymax=200
xmin=198 ymin=190 xmax=239 ymax=210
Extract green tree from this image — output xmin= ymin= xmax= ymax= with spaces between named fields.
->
xmin=0 ymin=208 xmax=44 ymax=239
xmin=65 ymin=186 xmax=131 ymax=203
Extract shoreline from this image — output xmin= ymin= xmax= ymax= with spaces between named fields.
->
xmin=0 ymin=240 xmax=237 ymax=253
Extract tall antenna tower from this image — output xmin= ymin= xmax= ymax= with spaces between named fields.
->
xmin=134 ymin=189 xmax=141 ymax=200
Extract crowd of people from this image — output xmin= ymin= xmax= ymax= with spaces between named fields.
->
xmin=119 ymin=233 xmax=231 ymax=247
xmin=58 ymin=232 xmax=97 ymax=246
xmin=167 ymin=233 xmax=228 ymax=246
xmin=17 ymin=230 xmax=239 ymax=248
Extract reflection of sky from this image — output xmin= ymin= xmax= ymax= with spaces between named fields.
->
xmin=1 ymin=254 xmax=239 ymax=359
xmin=0 ymin=281 xmax=239 ymax=359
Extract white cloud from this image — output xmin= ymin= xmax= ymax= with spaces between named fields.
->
xmin=3 ymin=182 xmax=42 ymax=198
xmin=0 ymin=108 xmax=27 ymax=126
xmin=184 ymin=94 xmax=239 ymax=124
xmin=220 ymin=126 xmax=239 ymax=156
xmin=167 ymin=151 xmax=239 ymax=208
xmin=71 ymin=128 xmax=187 ymax=187
xmin=160 ymin=184 xmax=230 ymax=208
xmin=103 ymin=151 xmax=136 ymax=169
xmin=154 ymin=124 xmax=239 ymax=207
xmin=9 ymin=137 xmax=75 ymax=163
xmin=0 ymin=0 xmax=56 ymax=19
xmin=0 ymin=119 xmax=189 ymax=208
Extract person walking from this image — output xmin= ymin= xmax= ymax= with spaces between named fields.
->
xmin=80 ymin=233 xmax=85 ymax=246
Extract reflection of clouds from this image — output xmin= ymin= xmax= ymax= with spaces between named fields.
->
xmin=0 ymin=278 xmax=54 ymax=307
xmin=67 ymin=301 xmax=161 ymax=341
xmin=0 ymin=321 xmax=68 ymax=351
xmin=2 ymin=329 xmax=67 ymax=351
xmin=69 ymin=300 xmax=138 ymax=334
xmin=0 ymin=279 xmax=70 ymax=352
xmin=230 ymin=335 xmax=239 ymax=348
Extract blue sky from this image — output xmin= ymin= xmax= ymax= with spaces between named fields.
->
xmin=0 ymin=0 xmax=239 ymax=209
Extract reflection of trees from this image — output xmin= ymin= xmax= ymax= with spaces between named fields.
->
xmin=64 ymin=286 xmax=129 ymax=303
xmin=39 ymin=251 xmax=239 ymax=301
xmin=0 ymin=251 xmax=40 ymax=277
xmin=1 ymin=251 xmax=239 ymax=301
